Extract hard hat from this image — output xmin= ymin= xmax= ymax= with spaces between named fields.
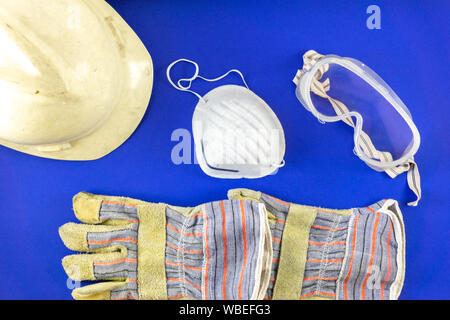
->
xmin=0 ymin=0 xmax=153 ymax=160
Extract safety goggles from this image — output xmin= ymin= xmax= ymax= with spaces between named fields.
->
xmin=293 ymin=50 xmax=421 ymax=206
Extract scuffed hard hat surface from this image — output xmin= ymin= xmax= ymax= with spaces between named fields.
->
xmin=0 ymin=0 xmax=153 ymax=160
xmin=0 ymin=0 xmax=122 ymax=145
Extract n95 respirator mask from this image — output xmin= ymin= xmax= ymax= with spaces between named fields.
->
xmin=167 ymin=59 xmax=285 ymax=179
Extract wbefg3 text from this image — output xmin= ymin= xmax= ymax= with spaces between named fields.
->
xmin=179 ymin=304 xmax=271 ymax=317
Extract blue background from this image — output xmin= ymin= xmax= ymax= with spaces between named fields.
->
xmin=0 ymin=0 xmax=448 ymax=300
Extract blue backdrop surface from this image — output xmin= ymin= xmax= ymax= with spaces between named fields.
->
xmin=0 ymin=0 xmax=448 ymax=299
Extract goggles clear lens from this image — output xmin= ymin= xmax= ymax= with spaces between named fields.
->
xmin=309 ymin=62 xmax=414 ymax=161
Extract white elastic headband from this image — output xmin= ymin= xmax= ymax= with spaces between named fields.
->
xmin=166 ymin=59 xmax=249 ymax=103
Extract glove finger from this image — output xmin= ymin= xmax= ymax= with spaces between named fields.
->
xmin=73 ymin=192 xmax=144 ymax=225
xmin=59 ymin=222 xmax=135 ymax=252
xmin=62 ymin=247 xmax=138 ymax=282
xmin=71 ymin=281 xmax=129 ymax=300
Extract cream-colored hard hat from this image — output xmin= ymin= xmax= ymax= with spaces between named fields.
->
xmin=0 ymin=0 xmax=153 ymax=160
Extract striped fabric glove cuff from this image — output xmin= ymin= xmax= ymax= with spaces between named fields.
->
xmin=227 ymin=188 xmax=406 ymax=300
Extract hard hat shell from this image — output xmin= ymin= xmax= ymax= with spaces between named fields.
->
xmin=0 ymin=0 xmax=153 ymax=160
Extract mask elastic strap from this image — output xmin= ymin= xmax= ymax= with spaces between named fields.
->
xmin=167 ymin=59 xmax=249 ymax=103
xmin=274 ymin=159 xmax=286 ymax=168
xmin=294 ymin=50 xmax=421 ymax=206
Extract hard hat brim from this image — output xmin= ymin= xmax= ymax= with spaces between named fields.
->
xmin=0 ymin=0 xmax=153 ymax=161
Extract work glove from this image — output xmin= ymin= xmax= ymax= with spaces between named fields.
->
xmin=227 ymin=188 xmax=406 ymax=300
xmin=59 ymin=192 xmax=272 ymax=300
